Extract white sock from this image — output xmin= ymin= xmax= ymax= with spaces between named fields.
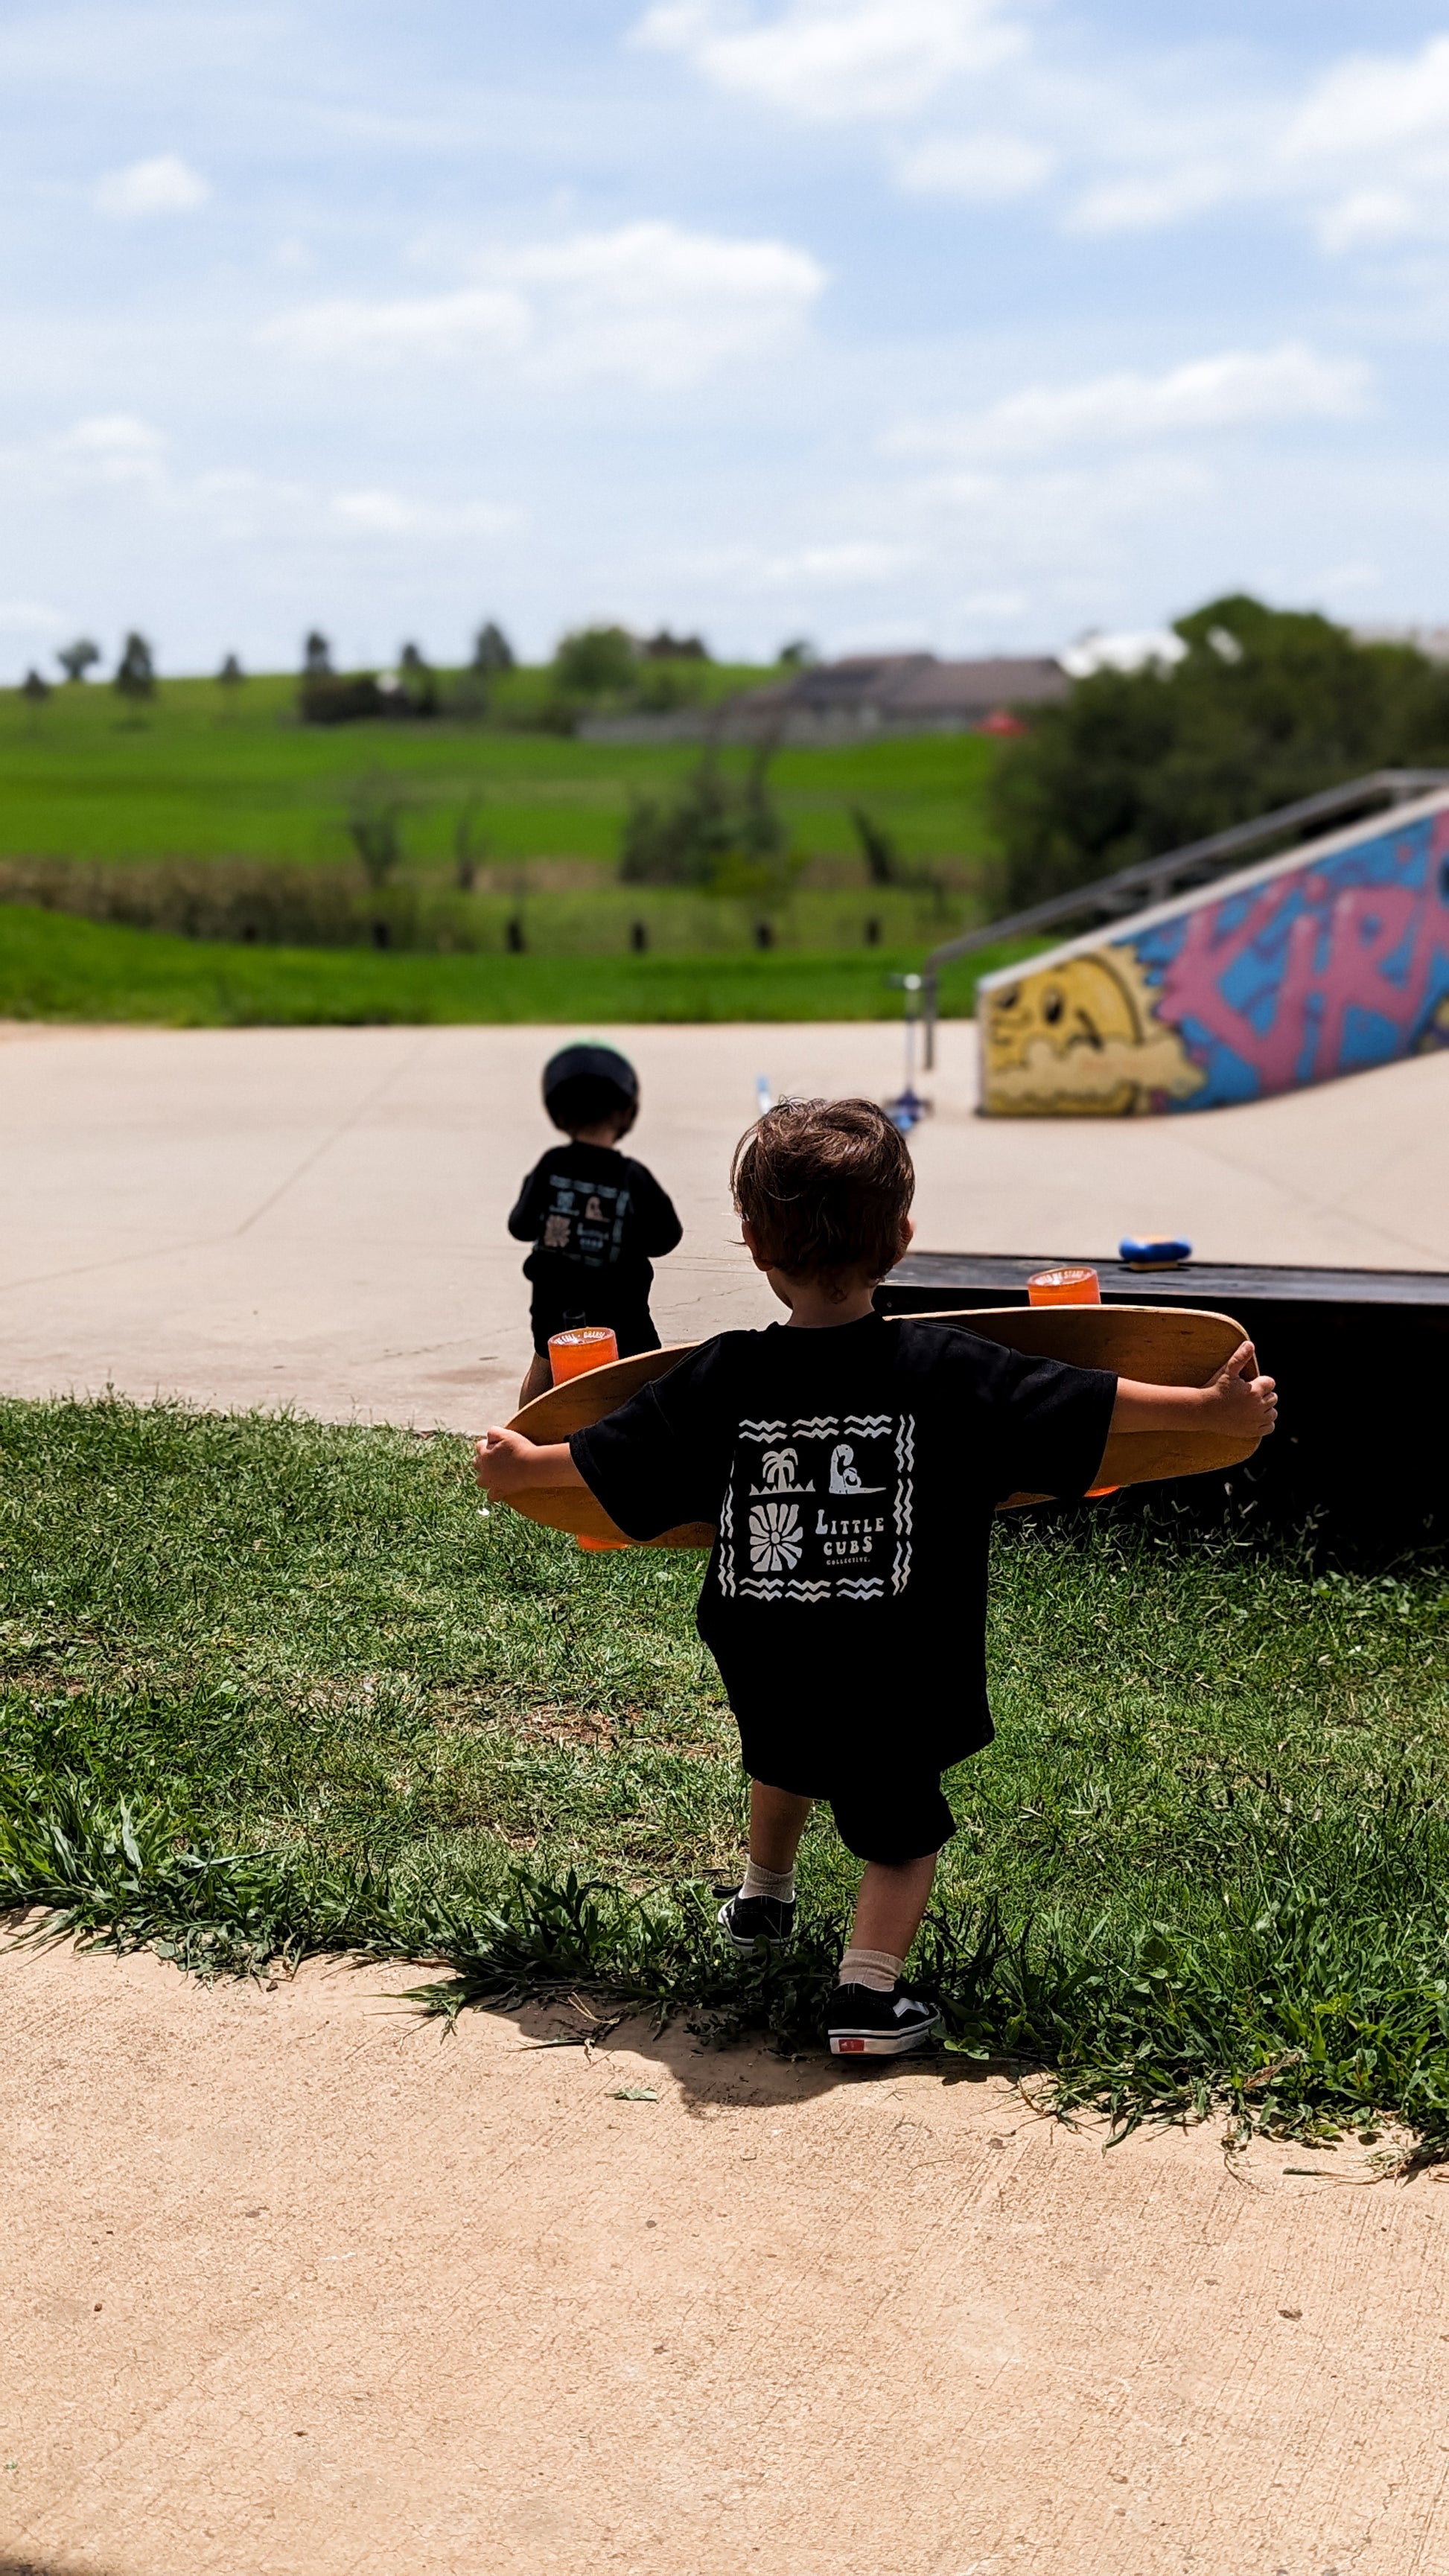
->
xmin=838 ymin=1946 xmax=904 ymax=1992
xmin=740 ymin=1858 xmax=796 ymax=1903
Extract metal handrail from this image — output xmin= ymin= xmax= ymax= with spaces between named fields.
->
xmin=916 ymin=767 xmax=1449 ymax=1070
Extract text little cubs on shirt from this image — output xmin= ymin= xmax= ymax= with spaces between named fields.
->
xmin=716 ymin=1415 xmax=915 ymax=1606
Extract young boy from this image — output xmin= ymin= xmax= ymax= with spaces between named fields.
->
xmin=509 ymin=1041 xmax=683 ymax=1407
xmin=478 ymin=1097 xmax=1276 ymax=2056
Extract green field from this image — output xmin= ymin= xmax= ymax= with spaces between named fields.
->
xmin=0 ymin=666 xmax=1010 ymax=1018
xmin=3 ymin=1397 xmax=1446 ymax=2143
xmin=0 ymin=669 xmax=996 ymax=876
xmin=0 ymin=904 xmax=1030 ymax=1026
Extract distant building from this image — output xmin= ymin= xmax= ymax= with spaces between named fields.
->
xmin=575 ymin=648 xmax=1071 ymax=747
xmin=711 ymin=651 xmax=1069 ymax=745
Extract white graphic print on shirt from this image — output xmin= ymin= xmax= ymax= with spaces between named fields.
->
xmin=719 ymin=1415 xmax=915 ymax=1604
xmin=539 ymin=1172 xmax=632 ymax=1269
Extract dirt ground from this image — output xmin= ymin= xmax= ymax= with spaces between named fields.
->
xmin=3 ymin=1939 xmax=1448 ymax=2576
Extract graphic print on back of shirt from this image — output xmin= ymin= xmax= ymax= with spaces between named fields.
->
xmin=720 ymin=1415 xmax=915 ymax=1604
xmin=539 ymin=1172 xmax=632 ymax=1270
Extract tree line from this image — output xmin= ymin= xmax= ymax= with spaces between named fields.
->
xmin=987 ymin=593 xmax=1449 ymax=911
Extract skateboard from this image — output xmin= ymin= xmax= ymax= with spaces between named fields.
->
xmin=497 ymin=1305 xmax=1265 ymax=1549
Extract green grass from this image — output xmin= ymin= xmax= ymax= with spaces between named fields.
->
xmin=0 ymin=672 xmax=999 ymax=875
xmin=3 ymin=1395 xmax=1446 ymax=2143
xmin=0 ymin=904 xmax=1032 ymax=1024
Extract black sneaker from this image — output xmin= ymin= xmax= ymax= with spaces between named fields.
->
xmin=716 ymin=1890 xmax=797 ymax=1953
xmin=827 ymin=1981 xmax=940 ymax=2057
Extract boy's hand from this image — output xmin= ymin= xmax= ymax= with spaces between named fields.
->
xmin=1202 ymin=1339 xmax=1278 ymax=1443
xmin=474 ymin=1427 xmax=583 ymax=1500
xmin=1111 ymin=1340 xmax=1278 ymax=1444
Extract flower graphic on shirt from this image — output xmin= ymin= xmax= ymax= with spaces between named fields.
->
xmin=748 ymin=1501 xmax=803 ymax=1572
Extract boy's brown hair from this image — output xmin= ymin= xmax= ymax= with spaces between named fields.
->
xmin=731 ymin=1097 xmax=914 ymax=1288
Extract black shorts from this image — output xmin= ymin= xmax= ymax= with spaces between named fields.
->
xmin=737 ymin=1732 xmax=955 ymax=1866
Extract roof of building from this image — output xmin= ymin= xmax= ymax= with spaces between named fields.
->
xmin=737 ymin=651 xmax=1069 ymax=719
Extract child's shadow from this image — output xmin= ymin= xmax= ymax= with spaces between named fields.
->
xmin=501 ymin=1995 xmax=1004 ymax=2111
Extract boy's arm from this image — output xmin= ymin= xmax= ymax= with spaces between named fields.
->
xmin=506 ymin=1167 xmax=546 ymax=1243
xmin=474 ymin=1426 xmax=585 ymax=1500
xmin=1110 ymin=1339 xmax=1277 ymax=1442
xmin=637 ymin=1170 xmax=684 ymax=1257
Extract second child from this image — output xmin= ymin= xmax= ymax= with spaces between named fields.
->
xmin=509 ymin=1041 xmax=683 ymax=1406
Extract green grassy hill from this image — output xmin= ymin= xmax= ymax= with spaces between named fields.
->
xmin=0 ymin=667 xmax=997 ymax=875
xmin=0 ymin=665 xmax=1007 ymax=1021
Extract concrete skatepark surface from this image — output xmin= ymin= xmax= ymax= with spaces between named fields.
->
xmin=1 ymin=1018 xmax=1447 ymax=1432
xmin=2 ymin=1018 xmax=1448 ymax=2575
xmin=4 ymin=1941 xmax=1449 ymax=2576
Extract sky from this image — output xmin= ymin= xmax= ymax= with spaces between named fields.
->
xmin=7 ymin=0 xmax=1449 ymax=676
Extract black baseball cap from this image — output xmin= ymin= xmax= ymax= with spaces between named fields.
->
xmin=542 ymin=1041 xmax=640 ymax=1133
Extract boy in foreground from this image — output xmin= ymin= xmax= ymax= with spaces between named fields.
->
xmin=509 ymin=1041 xmax=682 ymax=1406
xmin=477 ymin=1098 xmax=1276 ymax=2056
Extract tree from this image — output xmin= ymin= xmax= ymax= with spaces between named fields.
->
xmin=397 ymin=641 xmax=439 ymax=716
xmin=217 ymin=652 xmax=246 ymax=686
xmin=640 ymin=629 xmax=709 ymax=660
xmin=20 ymin=668 xmax=51 ymax=706
xmin=777 ymin=637 xmax=817 ymax=668
xmin=552 ymin=624 xmax=637 ymax=696
xmin=453 ymin=794 xmax=487 ymax=890
xmin=345 ymin=771 xmax=407 ymax=888
xmin=850 ymin=805 xmax=900 ymax=887
xmin=302 ymin=631 xmax=333 ymax=679
xmin=619 ymin=747 xmax=793 ymax=900
xmin=113 ymin=632 xmax=156 ymax=701
xmin=56 ymin=638 xmax=101 ymax=683
xmin=471 ymin=620 xmax=515 ymax=675
xmin=987 ymin=592 xmax=1449 ymax=914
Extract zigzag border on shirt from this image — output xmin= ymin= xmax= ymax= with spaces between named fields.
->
xmin=836 ymin=1577 xmax=885 ymax=1601
xmin=739 ymin=1420 xmax=788 ymax=1441
xmin=844 ymin=1415 xmax=892 ymax=1438
xmin=893 ymin=1413 xmax=915 ymax=1595
xmin=717 ymin=1481 xmax=736 ymax=1597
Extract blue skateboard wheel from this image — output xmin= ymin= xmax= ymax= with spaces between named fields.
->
xmin=1119 ymin=1235 xmax=1192 ymax=1269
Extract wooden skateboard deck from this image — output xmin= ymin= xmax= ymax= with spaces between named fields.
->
xmin=498 ymin=1305 xmax=1263 ymax=1548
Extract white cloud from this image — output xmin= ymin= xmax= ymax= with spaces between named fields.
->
xmin=633 ymin=0 xmax=1024 ymax=124
xmin=93 ymin=153 xmax=208 ymax=217
xmin=0 ymin=598 xmax=69 ymax=634
xmin=1284 ymin=35 xmax=1449 ymax=162
xmin=261 ymin=289 xmax=529 ymax=366
xmin=331 ymin=488 xmax=515 ymax=539
xmin=682 ymin=538 xmax=917 ymax=593
xmin=896 ymin=129 xmax=1052 ymax=201
xmin=1313 ymin=190 xmax=1418 ymax=255
xmin=1066 ymin=162 xmax=1240 ymax=237
xmin=1063 ymin=34 xmax=1449 ymax=252
xmin=892 ymin=344 xmax=1370 ymax=462
xmin=54 ymin=413 xmax=169 ymax=482
xmin=262 ymin=221 xmax=827 ymax=391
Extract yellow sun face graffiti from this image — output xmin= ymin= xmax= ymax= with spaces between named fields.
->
xmin=982 ymin=945 xmax=1206 ymax=1116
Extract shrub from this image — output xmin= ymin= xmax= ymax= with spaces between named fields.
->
xmin=552 ymin=624 xmax=637 ymax=696
xmin=619 ymin=750 xmax=794 ymax=900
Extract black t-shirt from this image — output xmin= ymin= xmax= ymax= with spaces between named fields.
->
xmin=571 ymin=1313 xmax=1115 ymax=1772
xmin=509 ymin=1144 xmax=682 ymax=1336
